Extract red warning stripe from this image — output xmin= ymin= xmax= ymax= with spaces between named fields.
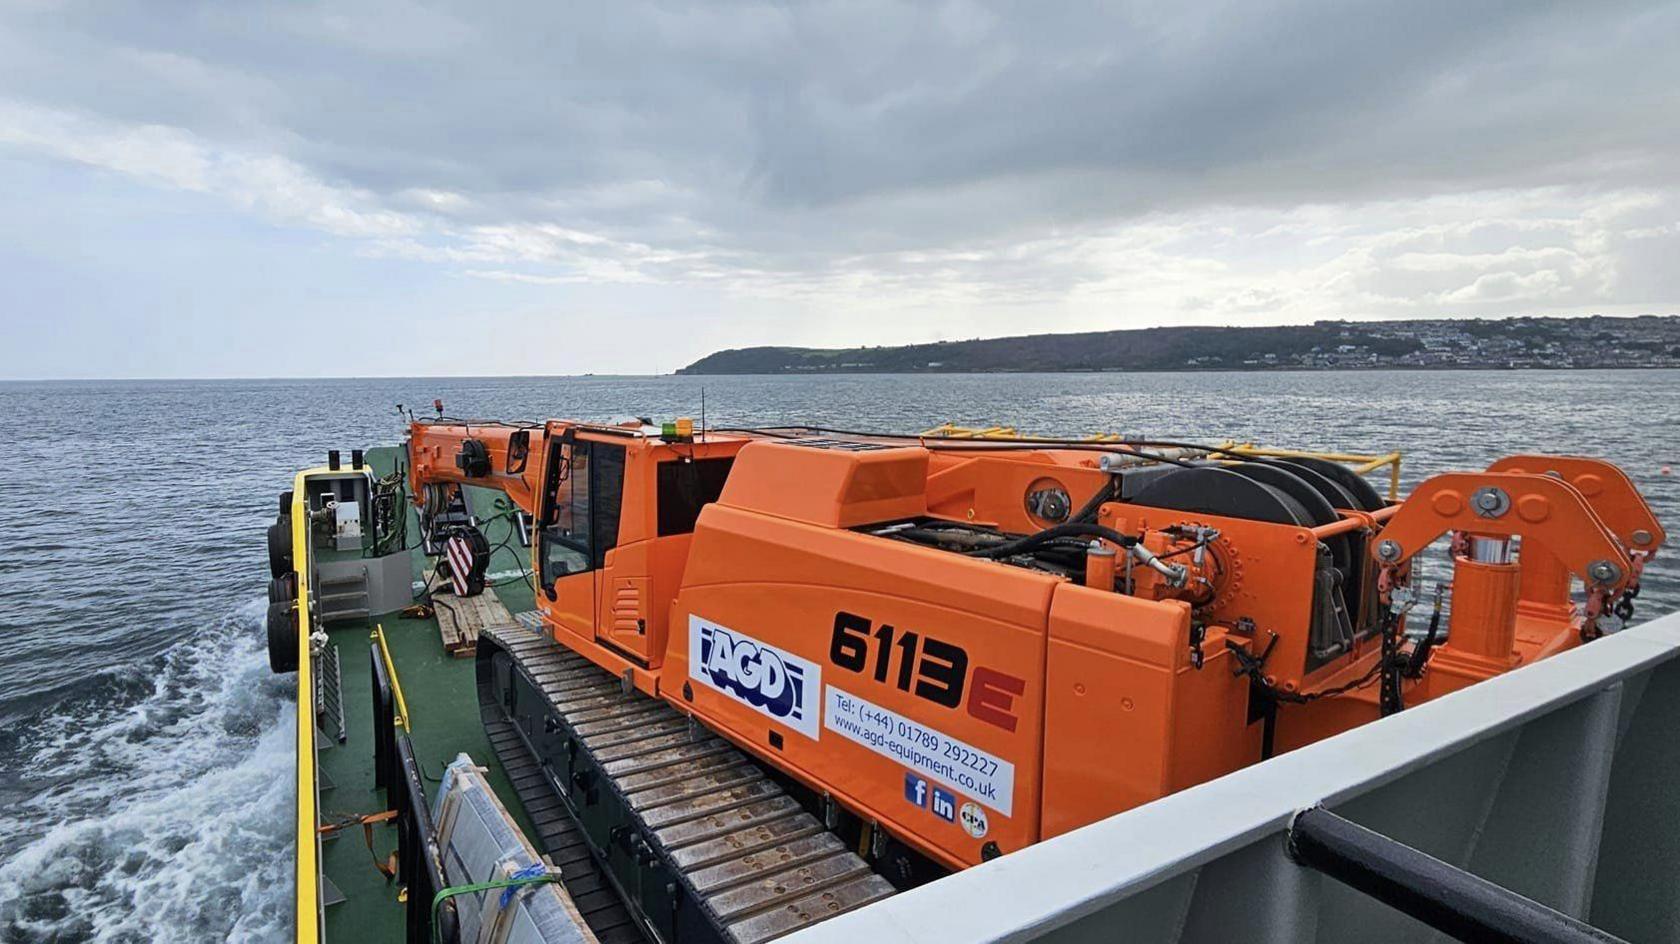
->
xmin=445 ymin=535 xmax=471 ymax=596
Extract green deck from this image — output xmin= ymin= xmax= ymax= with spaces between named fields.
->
xmin=313 ymin=447 xmax=540 ymax=943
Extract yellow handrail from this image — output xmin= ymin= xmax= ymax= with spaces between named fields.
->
xmin=288 ymin=467 xmax=329 ymax=944
xmin=919 ymin=424 xmax=1404 ymax=500
xmin=371 ymin=623 xmax=411 ymax=732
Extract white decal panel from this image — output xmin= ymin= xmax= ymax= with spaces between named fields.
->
xmin=688 ymin=615 xmax=821 ymax=739
xmin=824 ymin=684 xmax=1015 ymax=817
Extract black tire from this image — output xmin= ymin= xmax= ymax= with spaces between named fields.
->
xmin=267 ymin=571 xmax=298 ymax=605
xmin=267 ymin=601 xmax=299 ymax=674
xmin=267 ymin=517 xmax=292 ymax=578
xmin=278 ymin=490 xmax=294 ymax=515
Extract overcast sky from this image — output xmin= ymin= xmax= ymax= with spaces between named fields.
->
xmin=2 ymin=1 xmax=1677 ymax=378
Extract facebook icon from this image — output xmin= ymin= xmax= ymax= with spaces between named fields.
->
xmin=904 ymin=773 xmax=929 ymax=809
xmin=930 ymin=787 xmax=957 ymax=822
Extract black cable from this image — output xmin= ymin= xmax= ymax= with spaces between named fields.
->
xmin=415 ymin=564 xmax=447 ymax=606
xmin=920 ymin=441 xmax=1202 ymax=469
xmin=474 ymin=501 xmax=536 ymax=594
xmin=966 ymin=522 xmax=1138 ymax=559
xmin=484 ymin=524 xmax=536 ymax=594
xmin=721 ymin=425 xmax=1239 ymax=456
xmin=1227 ymin=609 xmax=1402 ymax=707
xmin=415 ymin=500 xmax=532 ymax=602
xmin=1069 ymin=476 xmax=1119 ymax=523
xmin=1405 ymin=586 xmax=1447 ymax=677
xmin=417 ymin=417 xmax=543 ymax=430
xmin=707 ymin=425 xmax=1240 ymax=470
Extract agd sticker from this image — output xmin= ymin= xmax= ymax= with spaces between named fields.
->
xmin=689 ymin=615 xmax=821 ymax=739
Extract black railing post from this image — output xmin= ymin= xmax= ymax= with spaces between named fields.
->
xmin=1287 ymin=807 xmax=1627 ymax=944
xmin=396 ymin=733 xmax=454 ymax=944
xmin=370 ymin=644 xmax=395 ymax=792
xmin=369 ymin=645 xmax=454 ymax=941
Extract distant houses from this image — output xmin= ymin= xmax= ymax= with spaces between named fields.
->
xmin=679 ymin=315 xmax=1680 ymax=374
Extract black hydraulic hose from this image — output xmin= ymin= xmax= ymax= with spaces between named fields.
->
xmin=1406 ymin=585 xmax=1447 ymax=678
xmin=966 ymin=522 xmax=1137 ymax=559
xmin=1069 ymin=476 xmax=1118 ymax=523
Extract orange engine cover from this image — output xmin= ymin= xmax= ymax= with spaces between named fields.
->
xmin=666 ymin=500 xmax=1257 ymax=868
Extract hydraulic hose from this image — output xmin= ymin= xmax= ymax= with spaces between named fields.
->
xmin=966 ymin=522 xmax=1138 ymax=559
xmin=1069 ymin=476 xmax=1118 ymax=524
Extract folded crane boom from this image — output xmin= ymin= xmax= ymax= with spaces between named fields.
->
xmin=402 ymin=417 xmax=1663 ymax=943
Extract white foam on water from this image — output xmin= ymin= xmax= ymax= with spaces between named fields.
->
xmin=0 ymin=599 xmax=294 ymax=942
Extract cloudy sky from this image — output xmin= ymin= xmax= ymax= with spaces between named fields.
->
xmin=2 ymin=1 xmax=1677 ymax=378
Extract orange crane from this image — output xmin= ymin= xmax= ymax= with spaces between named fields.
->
xmin=404 ymin=416 xmax=1662 ymax=943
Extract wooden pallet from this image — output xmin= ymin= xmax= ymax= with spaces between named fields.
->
xmin=432 ymin=585 xmax=514 ymax=657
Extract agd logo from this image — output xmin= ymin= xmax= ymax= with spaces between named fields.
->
xmin=689 ymin=615 xmax=821 ymax=739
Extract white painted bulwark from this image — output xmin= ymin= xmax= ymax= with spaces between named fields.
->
xmin=785 ymin=612 xmax=1680 ymax=944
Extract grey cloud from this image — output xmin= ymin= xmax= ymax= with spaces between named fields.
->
xmin=5 ymin=0 xmax=1677 ymax=259
xmin=2 ymin=0 xmax=1678 ymax=373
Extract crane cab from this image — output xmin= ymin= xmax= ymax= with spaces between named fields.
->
xmin=528 ymin=424 xmax=746 ymax=669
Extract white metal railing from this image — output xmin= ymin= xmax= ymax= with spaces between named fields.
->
xmin=785 ymin=610 xmax=1680 ymax=944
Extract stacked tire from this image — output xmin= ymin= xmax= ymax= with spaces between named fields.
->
xmin=266 ymin=490 xmax=299 ymax=674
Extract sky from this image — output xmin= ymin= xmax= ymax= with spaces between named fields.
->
xmin=1 ymin=1 xmax=1678 ymax=379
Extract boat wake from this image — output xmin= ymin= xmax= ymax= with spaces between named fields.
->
xmin=0 ymin=599 xmax=294 ymax=943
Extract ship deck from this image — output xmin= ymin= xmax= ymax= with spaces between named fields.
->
xmin=310 ymin=447 xmax=544 ymax=942
xmin=284 ymin=436 xmax=1680 ymax=944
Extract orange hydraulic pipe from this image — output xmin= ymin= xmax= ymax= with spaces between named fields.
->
xmin=1311 ymin=503 xmax=1400 ymax=540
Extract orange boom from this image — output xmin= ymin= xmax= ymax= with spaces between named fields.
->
xmin=404 ymin=418 xmax=1662 ymax=920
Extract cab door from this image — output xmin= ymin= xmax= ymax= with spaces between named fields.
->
xmin=592 ymin=444 xmax=651 ymax=662
xmin=535 ymin=436 xmax=625 ymax=646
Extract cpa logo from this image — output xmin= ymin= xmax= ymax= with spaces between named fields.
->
xmin=698 ymin=624 xmax=806 ymax=723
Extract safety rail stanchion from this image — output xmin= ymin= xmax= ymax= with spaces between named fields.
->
xmin=370 ymin=640 xmax=455 ymax=943
xmin=371 ymin=645 xmax=396 ymax=792
xmin=396 ymin=732 xmax=454 ymax=944
xmin=373 ymin=624 xmax=411 ymax=732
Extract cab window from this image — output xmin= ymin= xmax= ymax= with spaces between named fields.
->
xmin=656 ymin=457 xmax=734 ymax=535
xmin=538 ymin=439 xmax=625 ymax=585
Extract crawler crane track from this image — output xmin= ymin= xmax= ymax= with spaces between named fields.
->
xmin=478 ymin=614 xmax=895 ymax=944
